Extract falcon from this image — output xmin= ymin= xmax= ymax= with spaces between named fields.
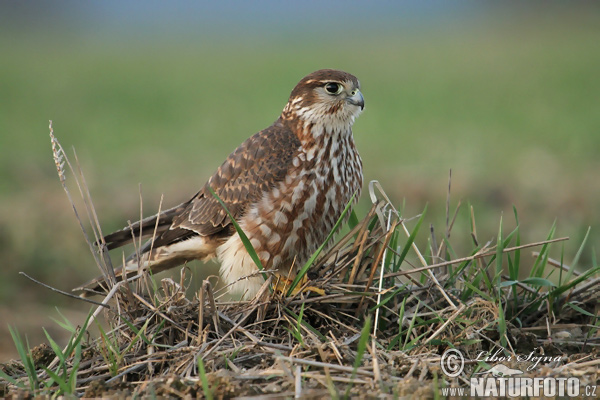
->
xmin=79 ymin=69 xmax=364 ymax=299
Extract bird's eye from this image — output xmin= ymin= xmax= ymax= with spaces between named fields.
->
xmin=324 ymin=82 xmax=343 ymax=95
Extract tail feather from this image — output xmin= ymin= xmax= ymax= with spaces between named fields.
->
xmin=102 ymin=201 xmax=190 ymax=250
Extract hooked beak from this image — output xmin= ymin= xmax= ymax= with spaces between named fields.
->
xmin=346 ymin=89 xmax=364 ymax=110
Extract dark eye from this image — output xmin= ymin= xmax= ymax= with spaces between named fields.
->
xmin=324 ymin=82 xmax=343 ymax=95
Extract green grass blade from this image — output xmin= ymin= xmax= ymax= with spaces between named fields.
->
xmin=551 ymin=265 xmax=600 ymax=298
xmin=44 ymin=367 xmax=70 ymax=394
xmin=397 ymin=204 xmax=427 ymax=270
xmin=0 ymin=369 xmax=22 ymax=388
xmin=121 ymin=317 xmax=151 ymax=345
xmin=403 ymin=301 xmax=420 ymax=350
xmin=443 ymin=236 xmax=459 ymax=261
xmin=121 ymin=317 xmax=172 ymax=349
xmin=344 ymin=316 xmax=371 ymax=398
xmin=353 ymin=316 xmax=372 ymax=371
xmin=571 ymin=226 xmax=591 ymax=269
xmin=8 ymin=326 xmax=37 ymax=391
xmin=531 ymin=221 xmax=556 ymax=277
xmin=479 ymin=258 xmax=495 ymax=296
xmin=402 ymin=333 xmax=427 ymax=351
xmin=284 ymin=326 xmax=303 ymax=344
xmin=563 ymin=226 xmax=591 ymax=285
xmin=197 ymin=356 xmax=213 ymax=400
xmin=43 ymin=328 xmax=65 ymax=365
xmin=507 ymin=206 xmax=521 ymax=312
xmin=498 ymin=301 xmax=507 ymax=348
xmin=122 ymin=317 xmax=152 ymax=355
xmin=67 ymin=341 xmax=82 ymax=393
xmin=511 ymin=206 xmax=521 ymax=279
xmin=96 ymin=323 xmax=119 ymax=376
xmin=463 ymin=282 xmax=493 ymax=302
xmin=64 ymin=307 xmax=94 ymax=359
xmin=51 ymin=308 xmax=76 ymax=334
xmin=495 ymin=215 xmax=504 ymax=290
xmin=447 ymin=251 xmax=477 ymax=287
xmin=284 ymin=306 xmax=327 ymax=341
xmin=395 ymin=297 xmax=407 ymax=348
xmin=565 ymin=302 xmax=596 ymax=318
xmin=369 ymin=284 xmax=407 ymax=312
xmin=462 ymin=263 xmax=484 ymax=300
xmin=521 ymin=277 xmax=556 ymax=287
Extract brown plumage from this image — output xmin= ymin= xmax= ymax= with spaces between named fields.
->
xmin=78 ymin=69 xmax=364 ymax=299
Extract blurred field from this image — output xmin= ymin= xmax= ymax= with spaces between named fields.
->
xmin=1 ymin=5 xmax=599 ymax=359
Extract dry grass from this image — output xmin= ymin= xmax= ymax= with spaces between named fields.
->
xmin=1 ymin=125 xmax=599 ymax=398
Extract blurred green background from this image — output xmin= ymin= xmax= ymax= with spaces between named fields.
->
xmin=1 ymin=1 xmax=599 ymax=359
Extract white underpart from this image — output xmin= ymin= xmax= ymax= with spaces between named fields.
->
xmin=216 ymin=232 xmax=265 ymax=300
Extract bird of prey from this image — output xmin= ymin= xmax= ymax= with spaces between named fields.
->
xmin=79 ymin=69 xmax=364 ymax=299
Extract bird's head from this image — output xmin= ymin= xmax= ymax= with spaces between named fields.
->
xmin=282 ymin=69 xmax=364 ymax=136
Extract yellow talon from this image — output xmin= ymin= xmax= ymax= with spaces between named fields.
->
xmin=273 ymin=273 xmax=325 ymax=297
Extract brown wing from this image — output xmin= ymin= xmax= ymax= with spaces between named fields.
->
xmin=101 ymin=119 xmax=300 ymax=251
xmin=170 ymin=118 xmax=301 ymax=237
xmin=104 ymin=118 xmax=301 ymax=252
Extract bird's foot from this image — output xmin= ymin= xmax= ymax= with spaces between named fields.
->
xmin=273 ymin=273 xmax=325 ymax=297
